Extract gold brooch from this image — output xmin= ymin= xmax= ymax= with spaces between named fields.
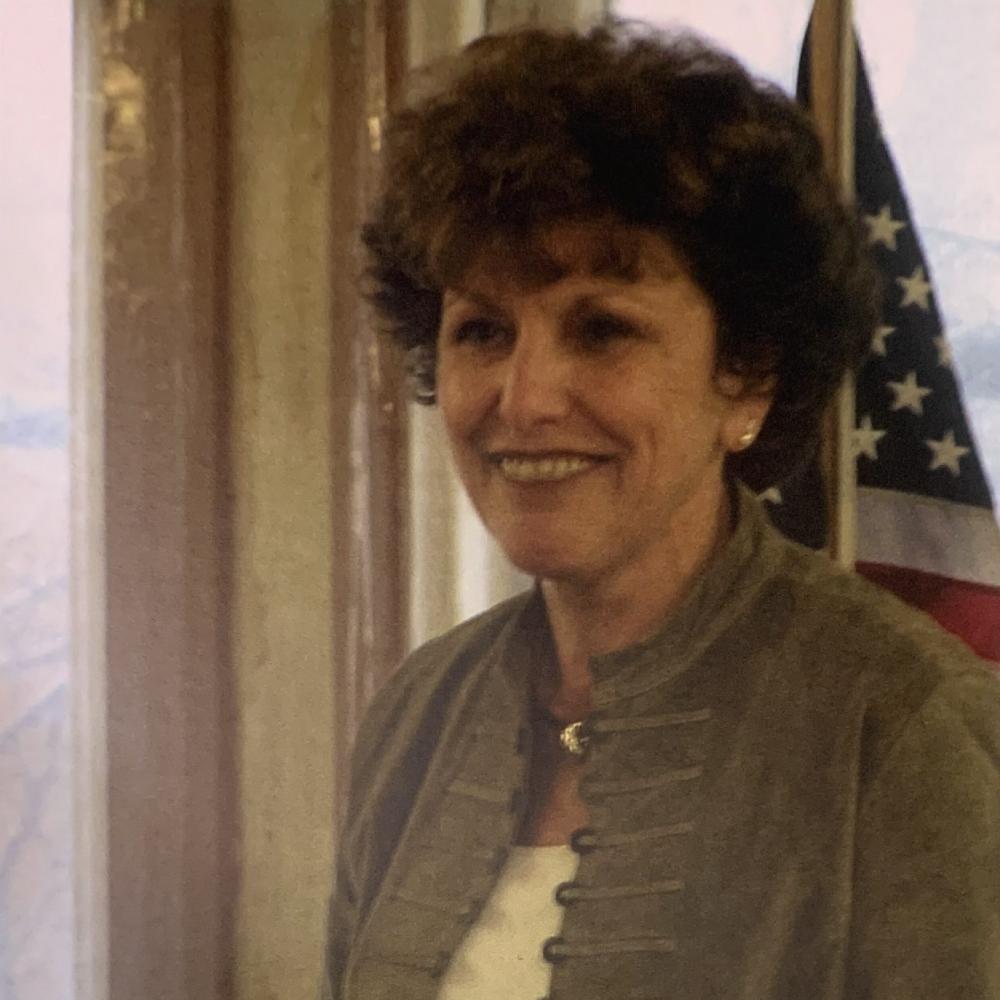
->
xmin=559 ymin=720 xmax=590 ymax=756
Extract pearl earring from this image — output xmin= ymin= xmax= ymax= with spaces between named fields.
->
xmin=737 ymin=423 xmax=757 ymax=449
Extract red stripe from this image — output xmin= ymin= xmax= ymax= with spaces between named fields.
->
xmin=856 ymin=562 xmax=1000 ymax=665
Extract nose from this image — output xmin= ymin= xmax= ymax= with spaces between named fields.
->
xmin=497 ymin=320 xmax=573 ymax=431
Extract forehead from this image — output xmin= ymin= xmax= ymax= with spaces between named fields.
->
xmin=450 ymin=222 xmax=689 ymax=299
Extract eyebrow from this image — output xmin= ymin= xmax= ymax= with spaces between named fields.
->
xmin=441 ymin=289 xmax=500 ymax=315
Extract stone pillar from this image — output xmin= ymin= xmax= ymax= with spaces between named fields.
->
xmin=77 ymin=2 xmax=237 ymax=998
xmin=227 ymin=4 xmax=337 ymax=998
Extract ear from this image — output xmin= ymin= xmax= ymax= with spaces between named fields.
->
xmin=715 ymin=370 xmax=776 ymax=453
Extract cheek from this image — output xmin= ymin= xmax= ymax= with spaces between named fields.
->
xmin=629 ymin=388 xmax=723 ymax=473
xmin=437 ymin=365 xmax=487 ymax=447
xmin=436 ymin=358 xmax=465 ymax=426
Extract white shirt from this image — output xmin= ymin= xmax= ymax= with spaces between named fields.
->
xmin=436 ymin=846 xmax=580 ymax=999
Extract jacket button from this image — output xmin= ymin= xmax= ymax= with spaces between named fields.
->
xmin=569 ymin=826 xmax=597 ymax=854
xmin=554 ymin=880 xmax=578 ymax=906
xmin=542 ymin=936 xmax=566 ymax=964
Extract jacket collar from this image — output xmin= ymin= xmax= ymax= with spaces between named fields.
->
xmin=504 ymin=482 xmax=781 ymax=709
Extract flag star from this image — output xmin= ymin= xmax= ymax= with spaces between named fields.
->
xmin=871 ymin=324 xmax=896 ymax=357
xmin=886 ymin=371 xmax=933 ymax=415
xmin=926 ymin=430 xmax=970 ymax=476
xmin=759 ymin=487 xmax=783 ymax=505
xmin=853 ymin=415 xmax=887 ymax=461
xmin=933 ymin=335 xmax=953 ymax=368
xmin=897 ymin=266 xmax=932 ymax=310
xmin=863 ymin=204 xmax=906 ymax=250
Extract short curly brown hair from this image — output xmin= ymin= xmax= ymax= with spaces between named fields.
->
xmin=362 ymin=21 xmax=879 ymax=490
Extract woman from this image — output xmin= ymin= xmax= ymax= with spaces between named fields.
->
xmin=323 ymin=22 xmax=1000 ymax=1000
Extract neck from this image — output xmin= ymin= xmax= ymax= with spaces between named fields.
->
xmin=538 ymin=481 xmax=733 ymax=716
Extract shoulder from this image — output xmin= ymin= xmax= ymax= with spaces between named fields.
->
xmin=395 ymin=589 xmax=534 ymax=689
xmin=363 ymin=588 xmax=532 ymax=728
xmin=348 ymin=590 xmax=533 ymax=787
xmin=766 ymin=529 xmax=990 ymax=676
xmin=755 ymin=522 xmax=999 ymax=756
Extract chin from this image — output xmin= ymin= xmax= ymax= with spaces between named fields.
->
xmin=498 ymin=537 xmax=592 ymax=583
xmin=481 ymin=509 xmax=605 ymax=580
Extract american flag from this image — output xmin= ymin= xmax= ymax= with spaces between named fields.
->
xmin=780 ymin=23 xmax=1000 ymax=662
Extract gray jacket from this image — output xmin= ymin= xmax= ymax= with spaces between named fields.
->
xmin=323 ymin=490 xmax=1000 ymax=999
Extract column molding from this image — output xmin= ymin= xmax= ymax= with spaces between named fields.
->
xmin=71 ymin=0 xmax=108 ymax=996
xmin=328 ymin=0 xmax=410 ymax=830
xmin=76 ymin=2 xmax=238 ymax=998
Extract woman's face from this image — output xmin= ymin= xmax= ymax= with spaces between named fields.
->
xmin=436 ymin=223 xmax=769 ymax=590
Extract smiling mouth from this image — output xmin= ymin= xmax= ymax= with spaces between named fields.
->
xmin=492 ymin=453 xmax=602 ymax=483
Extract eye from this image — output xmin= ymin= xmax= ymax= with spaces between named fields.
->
xmin=450 ymin=317 xmax=508 ymax=347
xmin=576 ymin=310 xmax=639 ymax=348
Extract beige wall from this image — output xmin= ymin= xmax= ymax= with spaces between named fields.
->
xmin=228 ymin=3 xmax=337 ymax=999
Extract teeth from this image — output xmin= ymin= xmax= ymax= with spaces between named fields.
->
xmin=498 ymin=455 xmax=596 ymax=482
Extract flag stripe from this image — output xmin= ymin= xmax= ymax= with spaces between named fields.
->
xmin=857 ymin=487 xmax=1000 ymax=588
